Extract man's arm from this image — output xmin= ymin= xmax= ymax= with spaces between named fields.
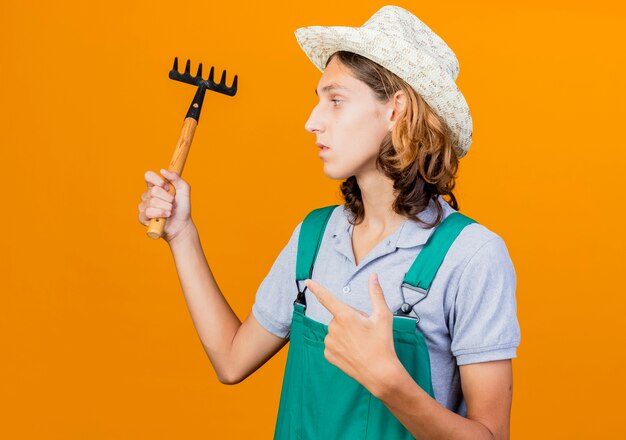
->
xmin=168 ymin=222 xmax=288 ymax=384
xmin=373 ymin=358 xmax=512 ymax=440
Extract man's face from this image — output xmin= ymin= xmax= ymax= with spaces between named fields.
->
xmin=305 ymin=56 xmax=393 ymax=180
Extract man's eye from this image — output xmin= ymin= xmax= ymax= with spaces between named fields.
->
xmin=331 ymin=99 xmax=343 ymax=106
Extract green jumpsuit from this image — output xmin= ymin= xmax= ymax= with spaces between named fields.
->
xmin=274 ymin=206 xmax=476 ymax=439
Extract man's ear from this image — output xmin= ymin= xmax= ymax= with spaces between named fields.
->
xmin=387 ymin=90 xmax=407 ymax=130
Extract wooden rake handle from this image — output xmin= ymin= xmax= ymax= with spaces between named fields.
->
xmin=146 ymin=117 xmax=198 ymax=240
xmin=146 ymin=57 xmax=237 ymax=240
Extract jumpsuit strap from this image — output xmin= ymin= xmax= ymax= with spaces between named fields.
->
xmin=294 ymin=205 xmax=338 ymax=306
xmin=396 ymin=212 xmax=477 ymax=317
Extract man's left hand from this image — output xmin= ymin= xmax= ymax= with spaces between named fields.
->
xmin=304 ymin=273 xmax=401 ymax=393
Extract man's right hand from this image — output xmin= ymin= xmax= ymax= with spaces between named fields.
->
xmin=138 ymin=169 xmax=193 ymax=244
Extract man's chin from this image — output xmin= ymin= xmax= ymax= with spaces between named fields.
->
xmin=321 ymin=166 xmax=350 ymax=181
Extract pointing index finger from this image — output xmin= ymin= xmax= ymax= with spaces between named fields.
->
xmin=304 ymin=279 xmax=347 ymax=317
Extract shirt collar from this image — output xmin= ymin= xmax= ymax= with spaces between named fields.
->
xmin=397 ymin=195 xmax=457 ymax=248
xmin=332 ymin=195 xmax=456 ymax=250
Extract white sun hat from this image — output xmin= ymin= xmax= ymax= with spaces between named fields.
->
xmin=294 ymin=5 xmax=473 ymax=158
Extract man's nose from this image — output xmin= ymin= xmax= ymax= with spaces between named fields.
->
xmin=304 ymin=105 xmax=324 ymax=134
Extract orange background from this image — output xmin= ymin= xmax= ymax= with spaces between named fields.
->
xmin=1 ymin=0 xmax=625 ymax=438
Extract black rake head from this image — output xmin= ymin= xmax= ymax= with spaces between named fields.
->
xmin=169 ymin=57 xmax=238 ymax=96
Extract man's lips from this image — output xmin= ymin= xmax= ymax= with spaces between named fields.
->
xmin=316 ymin=142 xmax=330 ymax=152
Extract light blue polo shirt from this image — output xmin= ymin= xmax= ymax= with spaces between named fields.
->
xmin=252 ymin=195 xmax=520 ymax=415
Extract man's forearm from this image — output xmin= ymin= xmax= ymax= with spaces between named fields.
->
xmin=167 ymin=223 xmax=242 ymax=382
xmin=370 ymin=359 xmax=495 ymax=440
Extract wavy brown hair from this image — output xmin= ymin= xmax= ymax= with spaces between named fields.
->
xmin=328 ymin=51 xmax=460 ymax=228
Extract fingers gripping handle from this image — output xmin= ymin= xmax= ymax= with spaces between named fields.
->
xmin=146 ymin=175 xmax=177 ymax=239
xmin=146 ymin=117 xmax=198 ymax=240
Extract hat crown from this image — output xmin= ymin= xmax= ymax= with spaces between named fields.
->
xmin=362 ymin=6 xmax=460 ymax=80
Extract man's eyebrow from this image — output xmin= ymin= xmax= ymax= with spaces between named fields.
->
xmin=315 ymin=83 xmax=350 ymax=96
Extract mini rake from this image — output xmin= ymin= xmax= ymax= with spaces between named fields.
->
xmin=147 ymin=57 xmax=238 ymax=240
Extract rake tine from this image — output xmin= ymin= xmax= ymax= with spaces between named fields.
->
xmin=168 ymin=57 xmax=238 ymax=95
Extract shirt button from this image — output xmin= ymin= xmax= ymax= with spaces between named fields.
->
xmin=342 ymin=285 xmax=351 ymax=294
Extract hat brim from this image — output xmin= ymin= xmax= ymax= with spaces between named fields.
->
xmin=295 ymin=25 xmax=472 ymax=157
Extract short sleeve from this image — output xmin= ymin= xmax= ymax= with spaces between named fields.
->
xmin=450 ymin=236 xmax=521 ymax=365
xmin=251 ymin=221 xmax=302 ymax=339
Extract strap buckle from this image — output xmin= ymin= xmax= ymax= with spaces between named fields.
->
xmin=393 ymin=281 xmax=429 ymax=322
xmin=294 ymin=280 xmax=307 ymax=306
